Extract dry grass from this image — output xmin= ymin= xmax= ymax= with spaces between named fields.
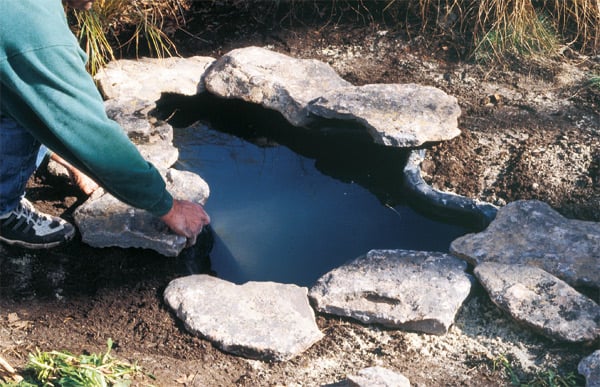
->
xmin=68 ymin=0 xmax=189 ymax=74
xmin=382 ymin=0 xmax=599 ymax=60
xmin=68 ymin=0 xmax=600 ymax=72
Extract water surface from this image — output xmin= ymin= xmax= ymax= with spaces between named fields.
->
xmin=175 ymin=118 xmax=470 ymax=287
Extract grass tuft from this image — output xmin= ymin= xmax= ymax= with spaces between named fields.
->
xmin=492 ymin=354 xmax=583 ymax=387
xmin=0 ymin=339 xmax=154 ymax=387
xmin=67 ymin=0 xmax=189 ymax=75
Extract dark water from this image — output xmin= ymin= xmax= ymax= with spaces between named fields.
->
xmin=171 ymin=96 xmax=473 ymax=287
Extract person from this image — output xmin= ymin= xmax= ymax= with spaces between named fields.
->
xmin=0 ymin=0 xmax=210 ymax=249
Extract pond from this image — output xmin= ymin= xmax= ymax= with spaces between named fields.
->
xmin=171 ymin=96 xmax=473 ymax=287
xmin=0 ymin=97 xmax=474 ymax=299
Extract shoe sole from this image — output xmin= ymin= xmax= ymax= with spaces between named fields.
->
xmin=0 ymin=229 xmax=75 ymax=249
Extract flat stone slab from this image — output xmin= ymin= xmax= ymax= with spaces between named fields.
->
xmin=204 ymin=46 xmax=352 ymax=126
xmin=307 ymin=83 xmax=461 ymax=147
xmin=95 ymin=56 xmax=215 ymax=102
xmin=74 ymin=169 xmax=209 ymax=257
xmin=309 ymin=249 xmax=473 ymax=334
xmin=451 ymin=200 xmax=600 ymax=288
xmin=346 ymin=366 xmax=411 ymax=387
xmin=475 ymin=262 xmax=599 ymax=343
xmin=163 ymin=275 xmax=324 ymax=361
xmin=579 ymin=350 xmax=600 ymax=387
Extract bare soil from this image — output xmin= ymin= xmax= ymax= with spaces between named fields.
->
xmin=1 ymin=3 xmax=598 ymax=386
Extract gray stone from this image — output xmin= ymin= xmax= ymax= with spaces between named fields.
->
xmin=204 ymin=46 xmax=352 ymax=126
xmin=579 ymin=350 xmax=600 ymax=387
xmin=475 ymin=262 xmax=599 ymax=343
xmin=104 ymin=99 xmax=174 ymax=145
xmin=136 ymin=142 xmax=179 ymax=170
xmin=347 ymin=366 xmax=411 ymax=387
xmin=95 ymin=56 xmax=215 ymax=102
xmin=46 ymin=159 xmax=70 ymax=180
xmin=309 ymin=249 xmax=473 ymax=334
xmin=451 ymin=200 xmax=600 ymax=288
xmin=74 ymin=169 xmax=209 ymax=256
xmin=163 ymin=275 xmax=324 ymax=361
xmin=307 ymin=84 xmax=461 ymax=147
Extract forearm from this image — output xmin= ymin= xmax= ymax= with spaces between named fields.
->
xmin=1 ymin=47 xmax=173 ymax=216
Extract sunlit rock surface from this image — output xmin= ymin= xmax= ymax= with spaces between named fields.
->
xmin=345 ymin=366 xmax=411 ymax=387
xmin=307 ymin=84 xmax=461 ymax=147
xmin=579 ymin=350 xmax=600 ymax=387
xmin=163 ymin=275 xmax=324 ymax=361
xmin=451 ymin=200 xmax=600 ymax=288
xmin=74 ymin=169 xmax=209 ymax=257
xmin=95 ymin=56 xmax=215 ymax=101
xmin=204 ymin=46 xmax=352 ymax=126
xmin=309 ymin=249 xmax=473 ymax=334
xmin=475 ymin=262 xmax=599 ymax=343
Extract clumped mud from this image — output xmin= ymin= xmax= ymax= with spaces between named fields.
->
xmin=1 ymin=4 xmax=598 ymax=386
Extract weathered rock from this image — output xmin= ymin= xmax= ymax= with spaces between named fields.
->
xmin=136 ymin=143 xmax=179 ymax=171
xmin=579 ymin=350 xmax=600 ymax=387
xmin=307 ymin=84 xmax=461 ymax=147
xmin=309 ymin=249 xmax=473 ymax=334
xmin=95 ymin=56 xmax=215 ymax=102
xmin=346 ymin=366 xmax=411 ymax=387
xmin=451 ymin=200 xmax=600 ymax=288
xmin=104 ymin=99 xmax=174 ymax=146
xmin=104 ymin=98 xmax=155 ymax=142
xmin=475 ymin=262 xmax=600 ymax=343
xmin=204 ymin=46 xmax=352 ymax=126
xmin=74 ymin=169 xmax=209 ymax=256
xmin=163 ymin=275 xmax=323 ymax=361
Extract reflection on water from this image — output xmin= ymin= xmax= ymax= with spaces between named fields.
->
xmin=173 ymin=105 xmax=472 ymax=286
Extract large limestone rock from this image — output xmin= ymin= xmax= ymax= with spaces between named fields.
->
xmin=74 ymin=169 xmax=209 ymax=257
xmin=204 ymin=46 xmax=352 ymax=126
xmin=307 ymin=84 xmax=461 ymax=147
xmin=95 ymin=56 xmax=215 ymax=102
xmin=309 ymin=249 xmax=473 ymax=335
xmin=163 ymin=275 xmax=324 ymax=361
xmin=475 ymin=262 xmax=599 ymax=343
xmin=579 ymin=350 xmax=600 ymax=387
xmin=451 ymin=200 xmax=600 ymax=288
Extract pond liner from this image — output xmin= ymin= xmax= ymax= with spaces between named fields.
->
xmin=403 ymin=149 xmax=498 ymax=230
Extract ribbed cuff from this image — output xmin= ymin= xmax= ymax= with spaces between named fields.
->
xmin=147 ymin=190 xmax=174 ymax=217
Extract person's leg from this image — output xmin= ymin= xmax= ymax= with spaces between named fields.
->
xmin=0 ymin=116 xmax=75 ymax=248
xmin=0 ymin=116 xmax=40 ymax=215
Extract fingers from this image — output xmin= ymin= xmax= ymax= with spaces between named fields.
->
xmin=160 ymin=199 xmax=211 ymax=247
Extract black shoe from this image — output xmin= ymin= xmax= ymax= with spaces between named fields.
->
xmin=0 ymin=198 xmax=75 ymax=249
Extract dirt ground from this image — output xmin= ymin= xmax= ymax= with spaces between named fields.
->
xmin=1 ymin=3 xmax=599 ymax=386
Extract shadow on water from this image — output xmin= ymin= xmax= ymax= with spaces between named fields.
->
xmin=157 ymin=93 xmax=413 ymax=208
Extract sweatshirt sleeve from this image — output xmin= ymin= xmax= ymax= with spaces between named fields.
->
xmin=0 ymin=45 xmax=173 ymax=217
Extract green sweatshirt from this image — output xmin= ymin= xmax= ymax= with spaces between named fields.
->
xmin=0 ymin=0 xmax=173 ymax=216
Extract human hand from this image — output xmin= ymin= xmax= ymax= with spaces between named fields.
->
xmin=160 ymin=199 xmax=211 ymax=247
xmin=64 ymin=0 xmax=94 ymax=10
